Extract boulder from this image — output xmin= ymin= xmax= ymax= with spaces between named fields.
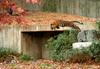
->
xmin=77 ymin=30 xmax=99 ymax=42
xmin=73 ymin=42 xmax=92 ymax=49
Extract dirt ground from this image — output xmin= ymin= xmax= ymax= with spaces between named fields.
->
xmin=0 ymin=60 xmax=99 ymax=69
xmin=0 ymin=11 xmax=97 ymax=31
xmin=0 ymin=11 xmax=96 ymax=25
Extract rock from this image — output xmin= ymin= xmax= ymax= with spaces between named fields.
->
xmin=72 ymin=42 xmax=92 ymax=49
xmin=77 ymin=30 xmax=99 ymax=42
xmin=86 ymin=30 xmax=98 ymax=41
xmin=77 ymin=31 xmax=86 ymax=42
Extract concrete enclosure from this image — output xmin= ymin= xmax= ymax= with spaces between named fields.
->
xmin=21 ymin=31 xmax=63 ymax=60
xmin=13 ymin=0 xmax=100 ymax=18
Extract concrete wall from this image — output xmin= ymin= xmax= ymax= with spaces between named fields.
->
xmin=0 ymin=26 xmax=21 ymax=52
xmin=21 ymin=31 xmax=63 ymax=60
xmin=0 ymin=24 xmax=51 ymax=53
xmin=21 ymin=32 xmax=43 ymax=60
xmin=14 ymin=0 xmax=100 ymax=18
xmin=0 ymin=24 xmax=64 ymax=60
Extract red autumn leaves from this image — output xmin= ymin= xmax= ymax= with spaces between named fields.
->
xmin=0 ymin=14 xmax=13 ymax=25
xmin=0 ymin=13 xmax=31 ymax=25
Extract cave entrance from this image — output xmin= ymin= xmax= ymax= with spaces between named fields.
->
xmin=21 ymin=31 xmax=63 ymax=60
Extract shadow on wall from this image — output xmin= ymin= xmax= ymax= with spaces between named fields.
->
xmin=21 ymin=31 xmax=63 ymax=60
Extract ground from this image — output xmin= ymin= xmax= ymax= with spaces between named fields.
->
xmin=0 ymin=11 xmax=97 ymax=30
xmin=0 ymin=11 xmax=96 ymax=25
xmin=0 ymin=60 xmax=99 ymax=69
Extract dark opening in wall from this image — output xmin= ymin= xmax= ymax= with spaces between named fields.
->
xmin=21 ymin=31 xmax=63 ymax=60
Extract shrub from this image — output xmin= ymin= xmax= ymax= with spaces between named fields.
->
xmin=0 ymin=47 xmax=16 ymax=57
xmin=19 ymin=54 xmax=32 ymax=61
xmin=45 ymin=29 xmax=100 ymax=63
xmin=45 ymin=30 xmax=78 ymax=61
xmin=65 ymin=48 xmax=92 ymax=63
xmin=88 ymin=41 xmax=100 ymax=62
xmin=0 ymin=47 xmax=19 ymax=63
xmin=65 ymin=41 xmax=100 ymax=63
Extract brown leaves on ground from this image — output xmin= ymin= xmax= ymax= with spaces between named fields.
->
xmin=0 ymin=59 xmax=99 ymax=69
xmin=0 ymin=13 xmax=31 ymax=26
xmin=0 ymin=12 xmax=97 ymax=26
xmin=33 ymin=60 xmax=100 ymax=69
xmin=29 ymin=12 xmax=96 ymax=24
xmin=0 ymin=14 xmax=13 ymax=25
xmin=15 ymin=15 xmax=32 ymax=25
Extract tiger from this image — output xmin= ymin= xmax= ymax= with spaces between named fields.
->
xmin=50 ymin=20 xmax=83 ymax=31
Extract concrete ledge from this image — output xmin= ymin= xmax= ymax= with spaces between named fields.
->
xmin=72 ymin=42 xmax=92 ymax=49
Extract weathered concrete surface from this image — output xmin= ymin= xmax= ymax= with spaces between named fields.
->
xmin=73 ymin=42 xmax=92 ymax=49
xmin=21 ymin=31 xmax=63 ymax=60
xmin=77 ymin=30 xmax=99 ymax=42
xmin=0 ymin=24 xmax=51 ymax=53
xmin=14 ymin=0 xmax=100 ymax=18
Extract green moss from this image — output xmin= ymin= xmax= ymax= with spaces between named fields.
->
xmin=19 ymin=54 xmax=32 ymax=61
